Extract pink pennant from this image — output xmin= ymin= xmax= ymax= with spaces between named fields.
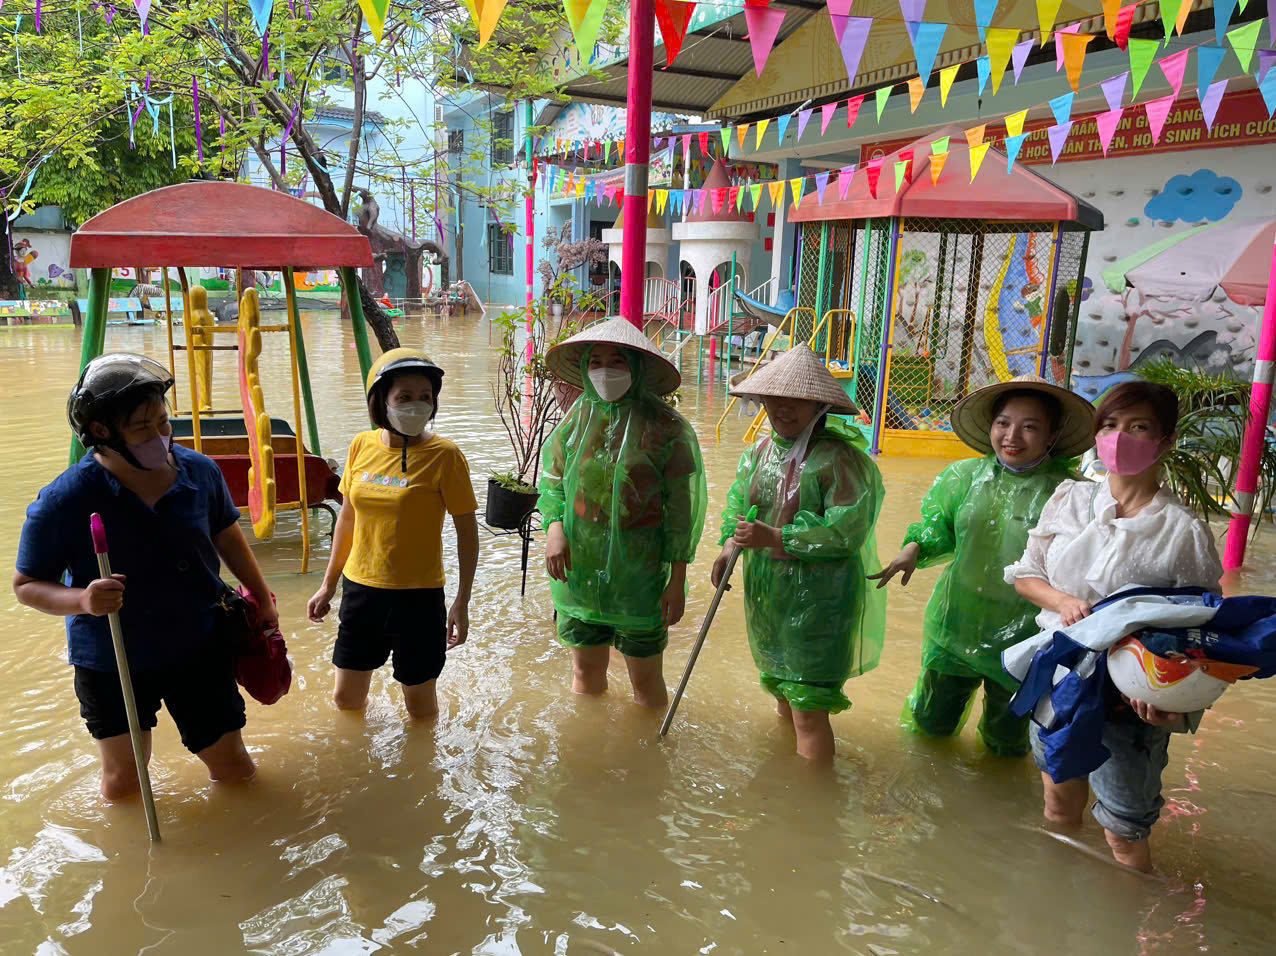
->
xmin=1199 ymin=78 xmax=1228 ymax=131
xmin=1011 ymin=40 xmax=1034 ymax=82
xmin=845 ymin=94 xmax=865 ymax=130
xmin=711 ymin=187 xmax=728 ymax=214
xmin=744 ymin=5 xmax=786 ymax=77
xmin=1047 ymin=121 xmax=1072 ymax=164
xmin=1095 ymin=107 xmax=1124 ymax=156
xmin=796 ymin=108 xmax=813 ymax=140
xmin=696 ymin=189 xmax=708 ymax=214
xmin=1143 ymin=95 xmax=1174 ymax=144
xmin=837 ymin=165 xmax=856 ymax=199
xmin=1053 ymin=23 xmax=1080 ymax=70
xmin=821 ymin=101 xmax=838 ymax=133
xmin=826 ymin=0 xmax=854 ymax=42
xmin=1158 ymin=48 xmax=1189 ymax=99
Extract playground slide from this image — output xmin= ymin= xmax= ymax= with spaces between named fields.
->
xmin=237 ymin=289 xmax=278 ymax=540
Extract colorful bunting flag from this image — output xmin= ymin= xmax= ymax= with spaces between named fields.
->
xmin=1047 ymin=121 xmax=1073 ymax=164
xmin=827 ymin=0 xmax=854 ymax=42
xmin=1011 ymin=39 xmax=1034 ymax=83
xmin=930 ymin=135 xmax=950 ymax=156
xmin=1049 ymin=91 xmax=1074 ymax=126
xmin=698 ymin=131 xmax=709 ymax=155
xmin=1101 ymin=71 xmax=1128 ymax=111
xmin=1102 ymin=0 xmax=1120 ymax=39
xmin=720 ymin=128 xmax=731 ymax=152
xmin=711 ymin=187 xmax=726 ymax=214
xmin=1260 ymin=69 xmax=1276 ymax=116
xmin=755 ymin=118 xmax=770 ymax=148
xmin=875 ymin=86 xmax=892 ymax=120
xmin=908 ymin=77 xmax=926 ymax=112
xmin=865 ymin=158 xmax=883 ymax=198
xmin=900 ymin=0 xmax=926 ymax=41
xmin=1060 ymin=33 xmax=1093 ymax=93
xmin=1158 ymin=47 xmax=1189 ymax=99
xmin=564 ymin=0 xmax=606 ymax=60
xmin=776 ymin=112 xmax=792 ymax=143
xmin=750 ymin=183 xmax=763 ymax=210
xmin=744 ymin=4 xmax=786 ymax=76
xmin=1128 ymin=37 xmax=1158 ymax=97
xmin=1036 ymin=0 xmax=1062 ymax=45
xmin=1259 ymin=50 xmax=1276 ymax=83
xmin=910 ymin=22 xmax=947 ymax=85
xmin=969 ymin=142 xmax=990 ymax=181
xmin=846 ymin=94 xmax=865 ymax=130
xmin=797 ymin=107 xmax=813 ymax=140
xmin=790 ymin=177 xmax=804 ymax=208
xmin=1113 ymin=5 xmax=1135 ymax=50
xmin=1159 ymin=0 xmax=1183 ymax=43
xmin=1095 ymin=107 xmax=1124 ymax=156
xmin=974 ymin=0 xmax=999 ymax=42
xmin=653 ymin=0 xmax=695 ymax=65
xmin=965 ymin=124 xmax=986 ymax=149
xmin=1004 ymin=134 xmax=1026 ymax=170
xmin=838 ymin=165 xmax=856 ymax=199
xmin=986 ymin=28 xmax=1019 ymax=95
xmin=249 ymin=0 xmax=273 ymax=36
xmin=1227 ymin=19 xmax=1264 ymax=72
xmin=1054 ymin=23 xmax=1080 ymax=69
xmin=815 ymin=171 xmax=830 ymax=203
xmin=898 ymin=149 xmax=914 ymax=185
xmin=768 ymin=180 xmax=785 ymax=208
xmin=977 ymin=56 xmax=991 ymax=95
xmin=1215 ymin=0 xmax=1239 ymax=46
xmin=737 ymin=123 xmax=749 ymax=148
xmin=939 ymin=64 xmax=959 ymax=106
xmin=820 ymin=102 xmax=837 ymax=134
xmin=734 ymin=186 xmax=744 ymax=211
xmin=835 ymin=16 xmax=873 ymax=82
xmin=893 ymin=160 xmax=908 ymax=192
xmin=1144 ymin=95 xmax=1174 ymax=144
xmin=1004 ymin=108 xmax=1027 ymax=138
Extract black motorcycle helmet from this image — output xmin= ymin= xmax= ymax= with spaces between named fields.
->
xmin=67 ymin=353 xmax=175 ymax=468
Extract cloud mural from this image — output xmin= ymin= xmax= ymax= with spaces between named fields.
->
xmin=1144 ymin=170 xmax=1243 ymax=223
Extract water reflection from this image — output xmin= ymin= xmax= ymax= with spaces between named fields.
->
xmin=0 ymin=314 xmax=1272 ymax=953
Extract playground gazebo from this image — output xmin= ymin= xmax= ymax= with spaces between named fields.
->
xmin=789 ymin=126 xmax=1103 ymax=457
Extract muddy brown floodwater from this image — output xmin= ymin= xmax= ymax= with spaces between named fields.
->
xmin=0 ymin=313 xmax=1274 ymax=955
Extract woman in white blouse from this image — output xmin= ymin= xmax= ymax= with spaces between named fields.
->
xmin=1005 ymin=381 xmax=1222 ymax=872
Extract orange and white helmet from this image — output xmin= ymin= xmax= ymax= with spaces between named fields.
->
xmin=1108 ymin=635 xmax=1258 ymax=713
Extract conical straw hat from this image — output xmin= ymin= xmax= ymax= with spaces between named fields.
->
xmin=728 ymin=344 xmax=858 ymax=413
xmin=546 ymin=315 xmax=681 ymax=395
xmin=950 ymin=374 xmax=1095 ymax=459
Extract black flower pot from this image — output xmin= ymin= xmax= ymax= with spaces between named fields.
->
xmin=485 ymin=478 xmax=538 ymax=530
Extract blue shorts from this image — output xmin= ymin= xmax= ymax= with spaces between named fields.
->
xmin=1030 ymin=712 xmax=1171 ymax=842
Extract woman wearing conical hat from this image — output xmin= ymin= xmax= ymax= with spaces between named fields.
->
xmin=540 ymin=317 xmax=708 ymax=708
xmin=869 ymin=375 xmax=1093 ymax=757
xmin=713 ymin=345 xmax=886 ymax=762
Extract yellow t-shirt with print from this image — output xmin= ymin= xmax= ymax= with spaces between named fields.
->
xmin=338 ymin=430 xmax=478 ymax=589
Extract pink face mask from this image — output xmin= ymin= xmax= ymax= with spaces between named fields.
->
xmin=1095 ymin=430 xmax=1163 ymax=476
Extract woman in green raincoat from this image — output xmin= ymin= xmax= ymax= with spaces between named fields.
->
xmin=712 ymin=345 xmax=885 ymax=762
xmin=870 ymin=375 xmax=1093 ymax=756
xmin=540 ymin=317 xmax=707 ymax=709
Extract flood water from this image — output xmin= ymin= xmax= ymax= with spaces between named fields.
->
xmin=1 ymin=312 xmax=1274 ymax=955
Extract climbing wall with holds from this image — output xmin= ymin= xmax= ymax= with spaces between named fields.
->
xmin=1042 ymin=150 xmax=1276 ymax=403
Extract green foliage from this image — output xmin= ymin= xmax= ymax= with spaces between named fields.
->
xmin=489 ymin=471 xmax=538 ymax=495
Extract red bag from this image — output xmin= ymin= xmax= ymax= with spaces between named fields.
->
xmin=230 ymin=587 xmax=292 ymax=705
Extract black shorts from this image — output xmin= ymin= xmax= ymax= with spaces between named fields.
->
xmin=73 ymin=650 xmax=246 ymax=755
xmin=334 ymin=577 xmax=447 ymax=686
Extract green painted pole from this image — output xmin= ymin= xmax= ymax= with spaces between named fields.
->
xmin=285 ymin=268 xmax=322 ymax=456
xmin=70 ymin=268 xmax=110 ymax=465
xmin=340 ymin=266 xmax=374 ymax=382
xmin=814 ymin=221 xmax=830 ymax=350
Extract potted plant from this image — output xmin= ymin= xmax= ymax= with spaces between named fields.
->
xmin=537 ymin=223 xmax=608 ymax=317
xmin=486 ymin=297 xmax=584 ymax=529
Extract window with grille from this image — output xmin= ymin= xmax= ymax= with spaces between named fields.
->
xmin=488 ymin=223 xmax=513 ymax=275
xmin=448 ymin=129 xmax=464 ymax=153
xmin=491 ymin=110 xmax=514 ymax=165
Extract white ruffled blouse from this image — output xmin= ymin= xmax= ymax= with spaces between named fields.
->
xmin=1004 ymin=478 xmax=1224 ymax=632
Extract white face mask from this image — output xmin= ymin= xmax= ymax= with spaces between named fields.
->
xmin=588 ymin=367 xmax=632 ymax=402
xmin=386 ymin=401 xmax=433 ymax=436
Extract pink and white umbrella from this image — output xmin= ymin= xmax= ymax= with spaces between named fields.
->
xmin=1115 ymin=218 xmax=1276 ymax=306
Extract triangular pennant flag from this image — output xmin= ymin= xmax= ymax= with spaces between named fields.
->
xmin=698 ymin=131 xmax=709 ymax=155
xmin=1011 ymin=39 xmax=1034 ymax=82
xmin=776 ymin=112 xmax=792 ymax=143
xmin=1054 ymin=23 xmax=1080 ymax=69
xmin=1049 ymin=91 xmax=1074 ymax=126
xmin=737 ymin=123 xmax=750 ymax=148
xmin=797 ymin=108 xmax=814 ymax=140
xmin=1197 ymin=44 xmax=1226 ymax=96
xmin=1176 ymin=0 xmax=1191 ymax=34
xmin=939 ymin=64 xmax=959 ymax=105
xmin=966 ymin=124 xmax=986 ymax=148
xmin=898 ymin=149 xmax=915 ymax=184
xmin=1113 ymin=5 xmax=1135 ymax=49
xmin=563 ymin=0 xmax=607 ymax=60
xmin=875 ymin=85 xmax=892 ymax=120
xmin=1102 ymin=0 xmax=1120 ymax=38
xmin=358 ymin=0 xmax=390 ymax=42
xmin=930 ymin=135 xmax=950 ymax=156
xmin=865 ymin=159 xmax=883 ymax=198
xmin=697 ymin=189 xmax=708 ymax=214
xmin=1004 ymin=133 xmax=1026 ymax=170
xmin=908 ymin=77 xmax=926 ymax=112
xmin=845 ymin=94 xmax=865 ymax=129
xmin=744 ymin=4 xmax=786 ymax=76
xmin=969 ymin=142 xmax=991 ymax=181
xmin=815 ymin=171 xmax=830 ymax=202
xmin=720 ymin=128 xmax=731 ymax=152
xmin=1047 ymin=121 xmax=1073 ymax=164
xmin=1159 ymin=0 xmax=1183 ymax=43
xmin=1036 ymin=0 xmax=1062 ymax=45
xmin=1144 ymin=95 xmax=1174 ymax=144
xmin=910 ymin=22 xmax=947 ymax=85
xmin=648 ymin=190 xmax=657 ymax=213
xmin=986 ymin=28 xmax=1019 ymax=96
xmin=1095 ymin=107 xmax=1124 ymax=156
xmin=827 ymin=0 xmax=853 ymax=42
xmin=838 ymin=165 xmax=856 ymax=199
xmin=894 ymin=161 xmax=908 ymax=192
xmin=977 ymin=56 xmax=991 ymax=95
xmin=900 ymin=0 xmax=927 ymax=32
xmin=1259 ymin=50 xmax=1276 ymax=83
xmin=755 ymin=118 xmax=771 ymax=148
xmin=835 ymin=16 xmax=873 ymax=82
xmin=248 ymin=0 xmax=272 ymax=36
xmin=820 ymin=101 xmax=837 ymax=133
xmin=1227 ymin=19 xmax=1264 ymax=72
xmin=790 ymin=177 xmax=804 ymax=208
xmin=733 ymin=186 xmax=744 ymax=211
xmin=1261 ymin=69 xmax=1276 ymax=116
xmin=657 ymin=189 xmax=670 ymax=214
xmin=1128 ymin=37 xmax=1158 ymax=96
xmin=1004 ymin=108 xmax=1027 ymax=138
xmin=768 ymin=180 xmax=785 ymax=207
xmin=1061 ymin=33 xmax=1093 ymax=93
xmin=1215 ymin=0 xmax=1239 ymax=46
xmin=930 ymin=150 xmax=949 ymax=185
xmin=1101 ymin=71 xmax=1128 ymax=110
xmin=1158 ymin=47 xmax=1189 ymax=98
xmin=653 ymin=0 xmax=695 ymax=65
xmin=711 ymin=187 xmax=727 ymax=214
xmin=682 ymin=133 xmax=691 ymax=160
xmin=750 ymin=183 xmax=763 ymax=209
xmin=974 ymin=0 xmax=998 ymax=42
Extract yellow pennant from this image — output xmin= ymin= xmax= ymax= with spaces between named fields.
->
xmin=1101 ymin=0 xmax=1120 ymax=38
xmin=986 ymin=28 xmax=1019 ymax=96
xmin=939 ymin=65 xmax=959 ymax=107
xmin=657 ymin=189 xmax=669 ymax=214
xmin=360 ymin=0 xmax=392 ymax=43
xmin=908 ymin=77 xmax=925 ymax=113
xmin=1036 ymin=0 xmax=1063 ymax=46
xmin=790 ymin=177 xmax=804 ymax=208
xmin=930 ymin=150 xmax=949 ymax=186
xmin=969 ymin=142 xmax=991 ymax=181
xmin=1005 ymin=109 xmax=1028 ymax=138
xmin=756 ymin=118 xmax=771 ymax=148
xmin=768 ymin=180 xmax=786 ymax=208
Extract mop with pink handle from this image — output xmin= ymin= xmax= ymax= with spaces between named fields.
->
xmin=90 ymin=513 xmax=161 ymax=841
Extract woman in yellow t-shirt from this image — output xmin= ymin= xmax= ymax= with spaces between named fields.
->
xmin=306 ymin=349 xmax=479 ymax=719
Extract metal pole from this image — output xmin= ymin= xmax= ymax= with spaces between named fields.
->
xmin=851 ymin=220 xmax=873 ymax=407
xmin=726 ymin=252 xmax=736 ymax=398
xmin=284 ymin=268 xmax=322 ymax=456
xmin=339 ymin=266 xmax=374 ymax=382
xmin=1062 ymin=232 xmax=1090 ymax=389
xmin=70 ymin=268 xmax=111 ymax=464
xmin=1223 ymin=235 xmax=1276 ymax=569
xmin=618 ymin=0 xmax=655 ymax=330
xmin=177 ymin=268 xmax=203 ymax=454
xmin=870 ymin=220 xmax=901 ymax=455
xmin=1038 ymin=224 xmax=1065 ymax=377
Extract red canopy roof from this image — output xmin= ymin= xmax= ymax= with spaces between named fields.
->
xmin=70 ymin=182 xmax=374 ymax=268
xmin=790 ymin=125 xmax=1102 ymax=230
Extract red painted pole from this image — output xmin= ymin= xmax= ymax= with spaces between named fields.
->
xmin=1223 ymin=236 xmax=1276 ymax=569
xmin=619 ymin=0 xmax=655 ymax=330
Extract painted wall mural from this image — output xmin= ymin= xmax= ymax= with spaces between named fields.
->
xmin=12 ymin=231 xmax=74 ymax=289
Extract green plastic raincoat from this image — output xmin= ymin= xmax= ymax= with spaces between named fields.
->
xmin=719 ymin=418 xmax=886 ymax=713
xmin=539 ymin=347 xmax=707 ymax=632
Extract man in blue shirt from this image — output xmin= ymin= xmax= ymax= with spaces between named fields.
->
xmin=14 ymin=353 xmax=277 ymax=800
